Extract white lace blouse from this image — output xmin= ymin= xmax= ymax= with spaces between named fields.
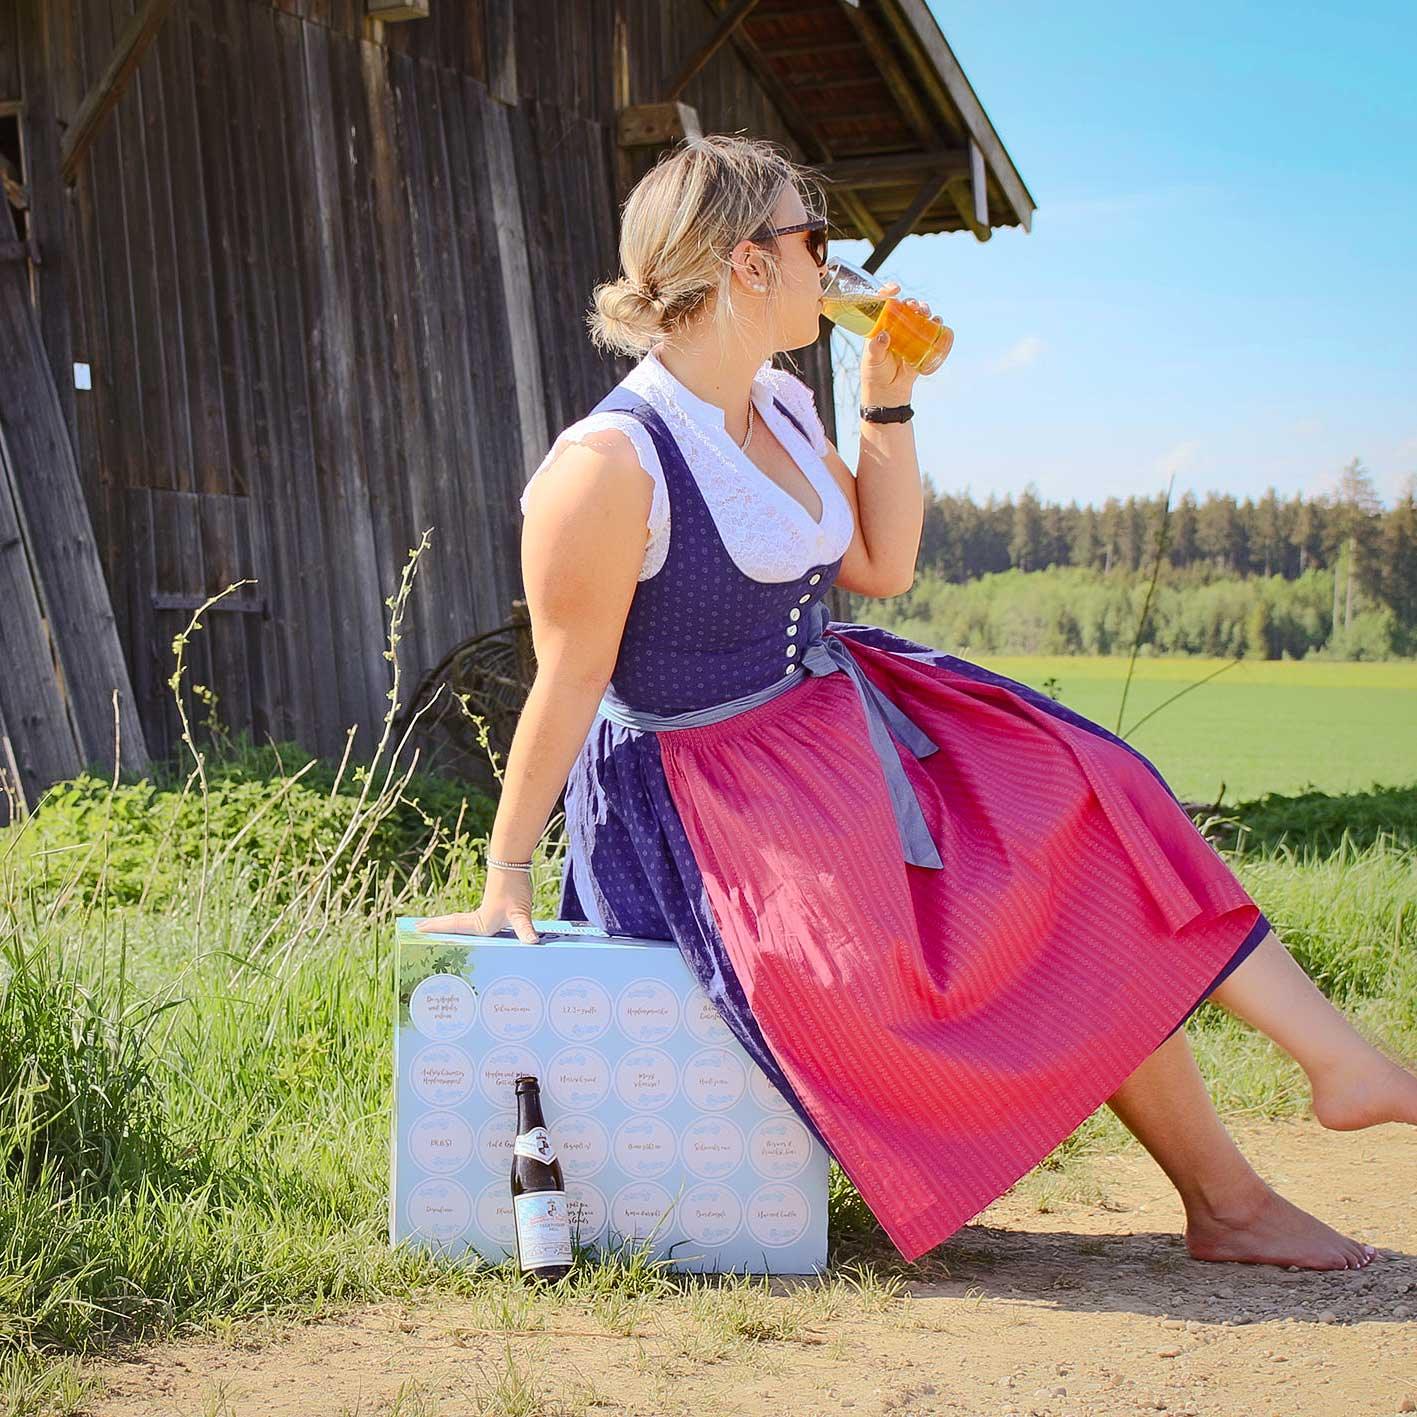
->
xmin=519 ymin=349 xmax=855 ymax=583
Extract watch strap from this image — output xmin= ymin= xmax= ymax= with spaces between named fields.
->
xmin=860 ymin=403 xmax=914 ymax=423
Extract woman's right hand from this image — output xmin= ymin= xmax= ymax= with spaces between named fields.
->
xmin=415 ymin=866 xmax=543 ymax=944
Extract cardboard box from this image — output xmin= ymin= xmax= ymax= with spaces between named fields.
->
xmin=391 ymin=917 xmax=830 ymax=1275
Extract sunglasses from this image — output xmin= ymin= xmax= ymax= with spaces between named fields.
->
xmin=751 ymin=217 xmax=829 ymax=270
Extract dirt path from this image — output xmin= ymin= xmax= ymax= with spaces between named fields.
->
xmin=82 ymin=1119 xmax=1416 ymax=1417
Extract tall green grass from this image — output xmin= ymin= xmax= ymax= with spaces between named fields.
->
xmin=0 ymin=540 xmax=1413 ymax=1415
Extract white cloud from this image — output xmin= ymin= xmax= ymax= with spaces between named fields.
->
xmin=992 ymin=334 xmax=1044 ymax=373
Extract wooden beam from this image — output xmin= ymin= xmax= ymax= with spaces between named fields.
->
xmin=366 ymin=0 xmax=429 ymax=19
xmin=483 ymin=0 xmax=517 ymax=107
xmin=945 ymin=177 xmax=988 ymax=242
xmin=617 ymin=101 xmax=703 ymax=148
xmin=59 ymin=0 xmax=172 ymax=185
xmin=863 ymin=169 xmax=953 ymax=273
xmin=969 ymin=136 xmax=988 ymax=227
xmin=814 ymin=148 xmax=968 ymax=190
xmin=878 ymin=0 xmax=1035 ymax=231
xmin=667 ymin=0 xmax=762 ymax=101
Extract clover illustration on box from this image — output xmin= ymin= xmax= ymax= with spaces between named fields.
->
xmin=390 ymin=917 xmax=830 ymax=1274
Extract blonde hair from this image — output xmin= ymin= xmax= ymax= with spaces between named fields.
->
xmin=588 ymin=133 xmax=824 ymax=356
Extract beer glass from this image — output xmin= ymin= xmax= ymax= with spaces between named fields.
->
xmin=820 ymin=257 xmax=954 ymax=375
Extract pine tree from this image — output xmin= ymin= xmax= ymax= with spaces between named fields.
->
xmin=1380 ymin=478 xmax=1417 ymax=630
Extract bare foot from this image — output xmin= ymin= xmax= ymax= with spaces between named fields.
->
xmin=1310 ymin=1048 xmax=1417 ymax=1131
xmin=1185 ymin=1182 xmax=1378 ymax=1270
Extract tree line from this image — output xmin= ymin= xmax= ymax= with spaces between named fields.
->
xmin=908 ymin=459 xmax=1416 ymax=655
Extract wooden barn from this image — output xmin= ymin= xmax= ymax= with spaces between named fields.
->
xmin=0 ymin=0 xmax=1034 ymax=814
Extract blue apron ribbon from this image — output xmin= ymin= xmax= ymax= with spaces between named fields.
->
xmin=597 ymin=628 xmax=944 ymax=871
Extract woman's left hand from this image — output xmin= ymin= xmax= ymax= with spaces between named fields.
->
xmin=859 ymin=283 xmax=927 ymax=409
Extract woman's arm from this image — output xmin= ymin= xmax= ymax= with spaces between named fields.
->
xmin=820 ymin=310 xmax=931 ymax=598
xmin=416 ymin=429 xmax=650 ymax=939
xmin=818 ymin=423 xmax=924 ymax=598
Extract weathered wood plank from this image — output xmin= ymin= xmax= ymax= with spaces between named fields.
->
xmin=163 ymin=5 xmax=232 ymax=497
xmin=0 ymin=200 xmax=148 ymax=775
xmin=429 ymin=59 xmax=499 ymax=629
xmin=15 ymin=0 xmax=77 ymax=443
xmin=361 ymin=40 xmax=441 ymax=673
xmin=481 ymin=92 xmax=549 ymax=483
xmin=189 ymin=0 xmax=260 ymax=737
xmin=387 ymin=48 xmax=464 ymax=657
xmin=0 ymin=5 xmax=20 ymax=98
xmin=0 ymin=419 xmax=82 ymax=806
xmin=260 ymin=6 xmax=342 ymax=753
xmin=297 ymin=16 xmax=391 ymax=742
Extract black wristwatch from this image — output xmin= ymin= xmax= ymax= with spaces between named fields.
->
xmin=860 ymin=403 xmax=914 ymax=423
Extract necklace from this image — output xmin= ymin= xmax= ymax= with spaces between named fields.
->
xmin=739 ymin=397 xmax=755 ymax=451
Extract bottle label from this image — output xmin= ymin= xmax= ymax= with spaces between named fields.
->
xmin=514 ymin=1190 xmax=573 ymax=1268
xmin=513 ymin=1127 xmax=556 ymax=1164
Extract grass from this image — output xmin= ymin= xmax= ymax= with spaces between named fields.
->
xmin=0 ymin=537 xmax=1413 ymax=1415
xmin=963 ymin=653 xmax=1417 ymax=805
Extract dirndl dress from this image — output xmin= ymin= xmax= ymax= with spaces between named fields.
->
xmin=532 ymin=357 xmax=1269 ymax=1264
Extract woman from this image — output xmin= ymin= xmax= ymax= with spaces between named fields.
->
xmin=418 ymin=134 xmax=1416 ymax=1270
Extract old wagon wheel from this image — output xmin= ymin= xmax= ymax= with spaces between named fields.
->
xmin=394 ymin=599 xmax=539 ymax=792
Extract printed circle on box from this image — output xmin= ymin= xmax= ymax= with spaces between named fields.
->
xmin=680 ymin=1115 xmax=745 ymax=1180
xmin=478 ymin=1044 xmax=541 ymax=1107
xmin=474 ymin=1179 xmax=516 ymax=1246
xmin=748 ymin=1116 xmax=811 ymax=1180
xmin=565 ymin=1181 xmax=608 ymax=1245
xmin=410 ymin=1042 xmax=476 ymax=1107
xmin=614 ymin=978 xmax=680 ymax=1043
xmin=547 ymin=977 xmax=613 ymax=1043
xmin=614 ymin=1046 xmax=678 ymax=1111
xmin=746 ymin=1183 xmax=812 ymax=1248
xmin=409 ymin=973 xmax=477 ymax=1040
xmin=475 ymin=1111 xmax=518 ymax=1174
xmin=748 ymin=1063 xmax=794 ymax=1114
xmin=679 ymin=1183 xmax=743 ymax=1246
xmin=683 ymin=1047 xmax=746 ymax=1112
xmin=611 ymin=1181 xmax=675 ymax=1242
xmin=549 ymin=1113 xmax=609 ymax=1179
xmin=611 ymin=1114 xmax=677 ymax=1179
xmin=480 ymin=975 xmax=544 ymax=1041
xmin=409 ymin=1111 xmax=474 ymax=1174
xmin=683 ymin=986 xmax=734 ymax=1045
xmin=407 ymin=1176 xmax=472 ymax=1243
xmin=546 ymin=1045 xmax=612 ymax=1110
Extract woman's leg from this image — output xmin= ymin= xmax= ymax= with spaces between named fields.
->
xmin=1106 ymin=1029 xmax=1377 ymax=1269
xmin=1207 ymin=927 xmax=1417 ymax=1130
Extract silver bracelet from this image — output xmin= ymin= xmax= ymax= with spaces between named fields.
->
xmin=487 ymin=855 xmax=534 ymax=872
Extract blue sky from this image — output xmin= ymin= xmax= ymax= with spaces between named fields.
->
xmin=827 ymin=1 xmax=1416 ymax=510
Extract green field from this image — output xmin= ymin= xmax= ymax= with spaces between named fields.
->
xmin=967 ymin=655 xmax=1417 ymax=804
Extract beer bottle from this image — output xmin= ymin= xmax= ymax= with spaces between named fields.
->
xmin=510 ymin=1074 xmax=572 ymax=1283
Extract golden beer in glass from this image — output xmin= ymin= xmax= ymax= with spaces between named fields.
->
xmin=820 ymin=258 xmax=954 ymax=375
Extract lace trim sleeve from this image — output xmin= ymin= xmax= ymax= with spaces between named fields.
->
xmin=756 ymin=365 xmax=830 ymax=456
xmin=519 ymin=413 xmax=670 ymax=581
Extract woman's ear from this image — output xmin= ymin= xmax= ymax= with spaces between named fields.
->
xmin=728 ymin=237 xmax=770 ymax=292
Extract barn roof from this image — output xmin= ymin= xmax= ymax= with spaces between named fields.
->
xmin=707 ymin=0 xmax=1035 ymax=248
